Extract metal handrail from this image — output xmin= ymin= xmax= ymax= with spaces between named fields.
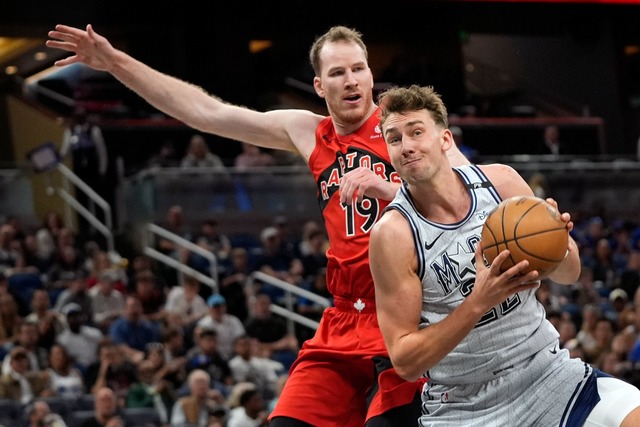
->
xmin=143 ymin=223 xmax=218 ymax=291
xmin=48 ymin=163 xmax=115 ymax=252
xmin=248 ymin=270 xmax=332 ymax=334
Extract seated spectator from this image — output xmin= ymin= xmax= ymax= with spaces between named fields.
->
xmin=56 ymin=302 xmax=103 ymax=372
xmin=0 ymin=292 xmax=23 ymax=349
xmin=86 ymin=251 xmax=126 ymax=294
xmin=170 ymin=369 xmax=226 ymax=427
xmin=228 ymin=335 xmax=284 ymax=401
xmin=25 ymin=289 xmax=65 ymax=349
xmin=130 ymin=270 xmax=166 ymax=323
xmin=226 ymin=388 xmax=268 ymax=427
xmin=197 ymin=294 xmax=245 ymax=361
xmin=0 ymin=346 xmax=54 ymax=404
xmin=85 ymin=339 xmax=138 ymax=403
xmin=219 ymin=248 xmax=251 ymax=323
xmin=190 ymin=219 xmax=233 ymax=276
xmin=243 ymin=293 xmax=298 ymax=371
xmin=2 ymin=321 xmax=49 ymax=375
xmin=146 ymin=139 xmax=179 ymax=168
xmin=184 ymin=326 xmax=233 ymax=397
xmin=53 ymin=270 xmax=94 ymax=323
xmin=89 ymin=269 xmax=125 ymax=333
xmin=80 ymin=386 xmax=127 ymax=427
xmin=143 ymin=341 xmax=187 ymax=394
xmin=125 ymin=359 xmax=174 ymax=425
xmin=180 ymin=134 xmax=227 ymax=170
xmin=108 ymin=295 xmax=160 ymax=362
xmin=164 ymin=274 xmax=209 ymax=340
xmin=47 ymin=343 xmax=85 ymax=399
xmin=25 ymin=399 xmax=67 ymax=427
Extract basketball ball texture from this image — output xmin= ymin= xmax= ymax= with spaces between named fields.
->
xmin=481 ymin=195 xmax=568 ymax=279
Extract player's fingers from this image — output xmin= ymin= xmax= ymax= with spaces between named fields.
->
xmin=53 ymin=56 xmax=80 ymax=67
xmin=488 ymin=249 xmax=512 ymax=275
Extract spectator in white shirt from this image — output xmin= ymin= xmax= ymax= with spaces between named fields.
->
xmin=197 ymin=294 xmax=245 ymax=361
xmin=89 ymin=268 xmax=125 ymax=333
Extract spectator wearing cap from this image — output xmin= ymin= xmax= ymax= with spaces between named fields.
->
xmin=89 ymin=268 xmax=125 ymax=333
xmin=56 ymin=302 xmax=103 ymax=371
xmin=108 ymin=295 xmax=160 ymax=362
xmin=197 ymin=294 xmax=245 ymax=361
xmin=184 ymin=325 xmax=233 ymax=397
xmin=0 ymin=345 xmax=54 ymax=404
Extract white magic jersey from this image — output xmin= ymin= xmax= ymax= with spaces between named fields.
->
xmin=386 ymin=165 xmax=559 ymax=385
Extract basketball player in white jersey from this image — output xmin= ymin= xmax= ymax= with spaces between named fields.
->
xmin=369 ymin=84 xmax=640 ymax=426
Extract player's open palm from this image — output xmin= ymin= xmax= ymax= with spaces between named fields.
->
xmin=47 ymin=24 xmax=114 ymax=72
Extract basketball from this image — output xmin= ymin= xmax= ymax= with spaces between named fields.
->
xmin=481 ymin=195 xmax=568 ymax=279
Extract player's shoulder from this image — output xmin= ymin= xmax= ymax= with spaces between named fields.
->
xmin=478 ymin=163 xmax=530 ymax=195
xmin=371 ymin=208 xmax=411 ymax=242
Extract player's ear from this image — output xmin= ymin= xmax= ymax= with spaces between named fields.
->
xmin=314 ymin=77 xmax=325 ymax=98
xmin=441 ymin=128 xmax=453 ymax=151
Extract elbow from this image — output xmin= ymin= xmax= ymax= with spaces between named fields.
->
xmin=391 ymin=357 xmax=424 ymax=382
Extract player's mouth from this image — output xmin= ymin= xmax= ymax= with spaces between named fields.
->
xmin=344 ymin=93 xmax=361 ymax=103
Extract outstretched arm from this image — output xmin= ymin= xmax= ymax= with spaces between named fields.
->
xmin=46 ymin=24 xmax=322 ymax=159
xmin=370 ymin=210 xmax=539 ymax=381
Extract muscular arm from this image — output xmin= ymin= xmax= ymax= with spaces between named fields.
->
xmin=481 ymin=163 xmax=581 ymax=284
xmin=370 ymin=209 xmax=538 ymax=381
xmin=47 ymin=24 xmax=322 ymax=160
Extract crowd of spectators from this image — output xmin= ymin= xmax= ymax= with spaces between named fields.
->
xmin=0 ymin=191 xmax=639 ymax=426
xmin=0 ymin=209 xmax=331 ymax=427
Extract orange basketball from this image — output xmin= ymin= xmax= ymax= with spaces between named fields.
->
xmin=481 ymin=195 xmax=568 ymax=279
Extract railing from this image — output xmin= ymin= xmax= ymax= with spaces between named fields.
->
xmin=247 ymin=271 xmax=332 ymax=333
xmin=142 ymin=223 xmax=219 ymax=292
xmin=47 ymin=163 xmax=115 ymax=252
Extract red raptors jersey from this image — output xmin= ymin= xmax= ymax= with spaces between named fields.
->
xmin=307 ymin=107 xmax=401 ymax=299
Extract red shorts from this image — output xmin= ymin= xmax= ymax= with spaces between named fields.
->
xmin=269 ymin=296 xmax=424 ymax=427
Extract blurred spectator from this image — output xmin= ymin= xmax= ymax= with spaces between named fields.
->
xmin=2 ymin=321 xmax=49 ymax=374
xmin=226 ymin=387 xmax=268 ymax=427
xmin=219 ymin=248 xmax=251 ymax=323
xmin=86 ymin=251 xmax=126 ymax=294
xmin=147 ymin=140 xmax=179 ymax=168
xmin=0 ymin=346 xmax=54 ymax=404
xmin=197 ymin=294 xmax=246 ymax=361
xmin=191 ymin=219 xmax=232 ymax=274
xmin=184 ymin=325 xmax=233 ymax=396
xmin=297 ymin=220 xmax=321 ymax=258
xmin=0 ymin=223 xmax=19 ymax=273
xmin=298 ymin=229 xmax=328 ymax=282
xmin=164 ymin=274 xmax=209 ymax=341
xmin=228 ymin=335 xmax=284 ymax=401
xmin=35 ymin=211 xmax=65 ymax=264
xmin=56 ymin=302 xmax=103 ymax=371
xmin=89 ymin=269 xmax=125 ymax=333
xmin=25 ymin=399 xmax=68 ymax=427
xmin=125 ymin=359 xmax=174 ymax=425
xmin=81 ymin=386 xmax=126 ymax=427
xmin=53 ymin=270 xmax=93 ymax=322
xmin=0 ymin=293 xmax=22 ymax=349
xmin=527 ymin=172 xmax=548 ymax=199
xmin=533 ymin=124 xmax=564 ymax=156
xmin=108 ymin=295 xmax=160 ymax=362
xmin=47 ymin=343 xmax=85 ymax=399
xmin=130 ymin=270 xmax=166 ymax=323
xmin=181 ymin=134 xmax=227 ymax=170
xmin=170 ymin=369 xmax=226 ymax=427
xmin=86 ymin=339 xmax=138 ymax=403
xmin=25 ymin=289 xmax=64 ymax=349
xmin=244 ymin=293 xmax=298 ymax=371
xmin=234 ymin=142 xmax=276 ymax=171
xmin=143 ymin=341 xmax=186 ymax=398
xmin=59 ymin=107 xmax=109 ymax=241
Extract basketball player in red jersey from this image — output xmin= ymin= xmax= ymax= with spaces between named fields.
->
xmin=47 ymin=25 xmax=469 ymax=426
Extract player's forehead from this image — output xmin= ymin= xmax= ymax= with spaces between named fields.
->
xmin=318 ymin=41 xmax=367 ymax=73
xmin=383 ymin=110 xmax=435 ymax=134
